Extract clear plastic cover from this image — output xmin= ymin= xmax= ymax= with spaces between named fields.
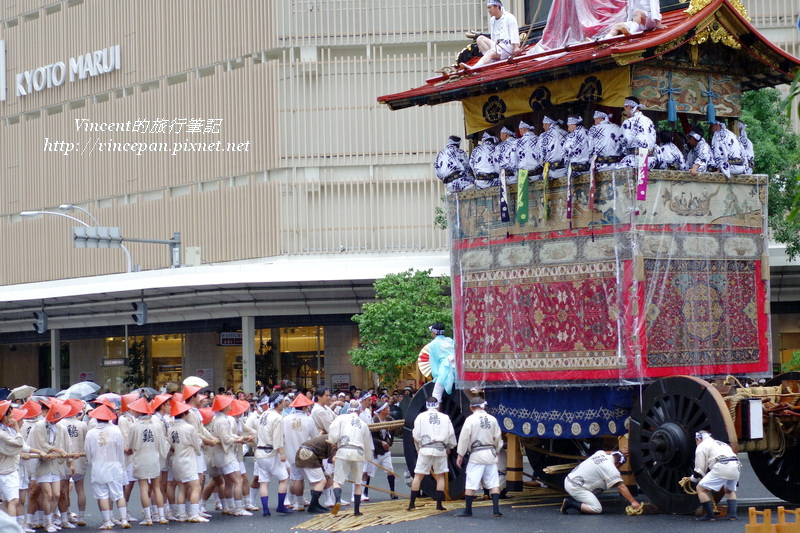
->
xmin=533 ymin=0 xmax=628 ymax=53
xmin=449 ymin=168 xmax=771 ymax=391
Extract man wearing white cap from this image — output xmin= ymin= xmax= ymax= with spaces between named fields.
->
xmin=708 ymin=120 xmax=748 ymax=179
xmin=470 ymin=132 xmax=500 ymax=189
xmin=539 ymin=116 xmax=568 ymax=179
xmin=689 ymin=430 xmax=740 ymax=521
xmin=618 ymin=96 xmax=657 ymax=169
xmin=496 ymin=126 xmax=519 ymax=184
xmin=474 ymin=1 xmax=520 ymax=67
xmin=686 ymin=129 xmax=713 ymax=175
xmin=407 ymin=397 xmax=456 ymax=512
xmin=455 ymin=397 xmax=503 ymax=518
xmin=434 ymin=135 xmax=475 ymax=194
xmin=255 ymin=392 xmax=293 ymax=516
xmin=560 ymin=450 xmax=639 ymax=515
xmin=563 ymin=116 xmax=592 ymax=175
xmin=516 ymin=121 xmax=542 ymax=179
xmin=588 ymin=111 xmax=624 ymax=171
xmin=327 ymin=403 xmax=373 ymax=517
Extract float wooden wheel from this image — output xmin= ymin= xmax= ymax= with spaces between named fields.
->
xmin=402 ymin=381 xmax=471 ymax=500
xmin=747 ymin=371 xmax=800 ymax=504
xmin=629 ymin=376 xmax=736 ymax=514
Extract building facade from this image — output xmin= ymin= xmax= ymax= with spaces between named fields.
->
xmin=1 ymin=0 xmax=798 ymax=392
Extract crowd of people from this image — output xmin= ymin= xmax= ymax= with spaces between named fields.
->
xmin=435 ymin=97 xmax=755 ymax=195
xmin=0 ymin=377 xmax=423 ymax=531
xmin=0 ymin=324 xmax=744 ymax=528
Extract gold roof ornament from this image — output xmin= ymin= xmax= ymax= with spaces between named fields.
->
xmin=689 ymin=20 xmax=742 ymax=49
xmin=686 ymin=0 xmax=750 ymax=21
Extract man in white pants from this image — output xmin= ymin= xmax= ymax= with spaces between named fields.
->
xmin=474 ymin=1 xmax=520 ymax=67
xmin=455 ymin=397 xmax=503 ymax=518
xmin=407 ymin=397 xmax=456 ymax=512
xmin=561 ymin=450 xmax=640 ymax=515
xmin=690 ymin=431 xmax=740 ymax=521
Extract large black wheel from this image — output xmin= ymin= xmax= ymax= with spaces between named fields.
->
xmin=748 ymin=371 xmax=800 ymax=504
xmin=403 ymin=382 xmax=471 ymax=500
xmin=630 ymin=375 xmax=736 ymax=514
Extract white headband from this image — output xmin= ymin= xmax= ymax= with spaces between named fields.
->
xmin=542 ymin=116 xmax=555 ymax=125
xmin=269 ymin=394 xmax=284 ymax=408
xmin=518 ymin=120 xmax=532 ymax=130
xmin=689 ymin=132 xmax=702 ymax=141
xmin=625 ymin=99 xmax=645 ymax=110
xmin=375 ymin=402 xmax=389 ymax=413
xmin=567 ymin=116 xmax=582 ymax=125
xmin=593 ymin=111 xmax=610 ymax=120
xmin=426 ymin=400 xmax=439 ymax=409
xmin=501 ymin=126 xmax=514 ymax=136
xmin=611 ymin=451 xmax=627 ymax=465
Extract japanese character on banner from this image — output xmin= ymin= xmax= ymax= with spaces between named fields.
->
xmin=186 ymin=119 xmax=204 ymax=134
xmin=499 ymin=170 xmax=510 ymax=223
xmin=636 ymin=147 xmax=649 ymax=201
xmin=204 ymin=119 xmax=223 ymax=134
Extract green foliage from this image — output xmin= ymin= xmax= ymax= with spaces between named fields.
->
xmin=781 ymin=350 xmax=800 ymax=373
xmin=350 ymin=269 xmax=452 ymax=385
xmin=741 ymin=88 xmax=800 ymax=260
xmin=123 ymin=339 xmax=147 ymax=390
xmin=434 ymin=195 xmax=448 ymax=231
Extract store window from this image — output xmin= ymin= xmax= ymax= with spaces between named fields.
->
xmin=151 ymin=335 xmax=184 ymax=390
xmin=280 ymin=326 xmax=324 ymax=390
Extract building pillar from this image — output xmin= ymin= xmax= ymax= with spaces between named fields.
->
xmin=50 ymin=329 xmax=61 ymax=389
xmin=242 ymin=316 xmax=255 ymax=394
xmin=506 ymin=433 xmax=524 ymax=492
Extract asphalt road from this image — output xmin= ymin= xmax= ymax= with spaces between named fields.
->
xmin=44 ymin=444 xmax=790 ymax=533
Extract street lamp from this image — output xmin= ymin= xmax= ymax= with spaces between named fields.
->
xmin=20 ymin=209 xmax=133 ymax=273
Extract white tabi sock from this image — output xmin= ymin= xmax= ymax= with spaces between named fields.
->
xmin=101 ymin=511 xmax=111 ymax=522
xmin=233 ymin=499 xmax=243 ymax=510
xmin=188 ymin=504 xmax=198 ymax=518
xmin=118 ymin=507 xmax=128 ymax=520
xmin=177 ymin=504 xmax=186 ymax=516
xmin=142 ymin=508 xmax=151 ymax=521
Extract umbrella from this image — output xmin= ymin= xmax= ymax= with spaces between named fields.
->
xmin=96 ymin=392 xmax=121 ymax=404
xmin=8 ymin=385 xmax=36 ymax=400
xmin=82 ymin=393 xmax=98 ymax=402
xmin=0 ymin=388 xmax=9 ymax=401
xmin=34 ymin=387 xmax=59 ymax=397
xmin=183 ymin=376 xmax=208 ymax=388
xmin=63 ymin=381 xmax=100 ymax=400
xmin=138 ymin=387 xmax=159 ymax=398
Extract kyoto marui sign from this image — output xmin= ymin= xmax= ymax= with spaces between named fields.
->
xmin=0 ymin=40 xmax=121 ymax=102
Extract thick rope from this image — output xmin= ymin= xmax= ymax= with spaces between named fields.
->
xmin=625 ymin=504 xmax=644 ymax=515
xmin=679 ymin=476 xmax=697 ymax=495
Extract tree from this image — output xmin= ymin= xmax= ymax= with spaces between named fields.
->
xmin=350 ymin=269 xmax=452 ymax=386
xmin=782 ymin=72 xmax=800 ymax=224
xmin=741 ymin=88 xmax=800 ymax=260
xmin=781 ymin=350 xmax=800 ymax=373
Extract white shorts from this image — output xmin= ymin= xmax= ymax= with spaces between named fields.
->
xmin=368 ymin=453 xmax=392 ymax=477
xmin=414 ymin=454 xmax=448 ymax=475
xmin=18 ymin=465 xmax=29 ymax=491
xmin=92 ymin=481 xmax=123 ymax=502
xmin=166 ymin=469 xmax=175 ymax=482
xmin=699 ymin=461 xmax=740 ymax=492
xmin=195 ymin=454 xmax=206 ymax=474
xmin=299 ymin=467 xmax=325 ymax=485
xmin=288 ymin=463 xmax=304 ymax=482
xmin=175 ymin=472 xmax=199 ymax=484
xmin=0 ymin=471 xmax=20 ymax=502
xmin=239 ymin=461 xmax=247 ymax=475
xmin=333 ymin=459 xmax=363 ymax=486
xmin=207 ymin=466 xmax=221 ymax=478
xmin=322 ymin=459 xmax=334 ymax=475
xmin=36 ymin=473 xmax=60 ymax=484
xmin=254 ymin=456 xmax=288 ymax=483
xmin=220 ymin=460 xmax=239 ymax=476
xmin=464 ymin=462 xmax=499 ymax=491
xmin=71 ymin=473 xmax=85 ymax=481
xmin=124 ymin=463 xmax=134 ymax=484
xmin=73 ymin=457 xmax=88 ymax=476
xmin=565 ymin=477 xmax=602 ymax=514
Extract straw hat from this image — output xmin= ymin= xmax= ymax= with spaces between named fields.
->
xmin=182 ymin=385 xmax=202 ymax=401
xmin=228 ymin=399 xmax=249 ymax=417
xmin=120 ymin=393 xmax=139 ymax=413
xmin=199 ymin=407 xmax=214 ymax=425
xmin=0 ymin=401 xmax=11 ymax=419
xmin=211 ymin=394 xmax=233 ymax=412
xmin=64 ymin=399 xmax=85 ymax=418
xmin=170 ymin=401 xmax=192 ymax=418
xmin=88 ymin=405 xmax=116 ymax=422
xmin=151 ymin=394 xmax=172 ymax=412
xmin=128 ymin=398 xmax=152 ymax=415
xmin=45 ymin=401 xmax=71 ymax=423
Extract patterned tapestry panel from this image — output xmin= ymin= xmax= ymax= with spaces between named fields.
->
xmin=631 ymin=65 xmax=741 ymax=118
xmin=638 ymin=258 xmax=768 ymax=377
xmin=450 ymin=171 xmax=770 ymax=387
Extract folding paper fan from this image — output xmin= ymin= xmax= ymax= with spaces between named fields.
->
xmin=417 ymin=344 xmax=432 ymax=377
